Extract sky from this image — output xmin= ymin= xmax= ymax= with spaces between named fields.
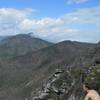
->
xmin=0 ymin=0 xmax=100 ymax=43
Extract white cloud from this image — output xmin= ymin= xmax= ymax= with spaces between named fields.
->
xmin=0 ymin=8 xmax=34 ymax=35
xmin=0 ymin=6 xmax=100 ymax=43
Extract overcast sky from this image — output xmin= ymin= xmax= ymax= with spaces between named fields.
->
xmin=0 ymin=0 xmax=100 ymax=43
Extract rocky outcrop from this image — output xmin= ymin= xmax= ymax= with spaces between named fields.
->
xmin=31 ymin=64 xmax=100 ymax=100
xmin=31 ymin=68 xmax=83 ymax=100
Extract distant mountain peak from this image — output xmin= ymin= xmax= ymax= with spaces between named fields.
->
xmin=27 ymin=32 xmax=34 ymax=36
xmin=0 ymin=34 xmax=53 ymax=59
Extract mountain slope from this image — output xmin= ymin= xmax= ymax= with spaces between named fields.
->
xmin=0 ymin=34 xmax=53 ymax=59
xmin=0 ymin=40 xmax=96 ymax=100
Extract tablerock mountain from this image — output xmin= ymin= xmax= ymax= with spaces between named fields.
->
xmin=0 ymin=34 xmax=53 ymax=59
xmin=0 ymin=34 xmax=99 ymax=100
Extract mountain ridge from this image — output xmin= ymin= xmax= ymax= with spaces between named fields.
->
xmin=0 ymin=34 xmax=99 ymax=100
xmin=0 ymin=34 xmax=53 ymax=59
